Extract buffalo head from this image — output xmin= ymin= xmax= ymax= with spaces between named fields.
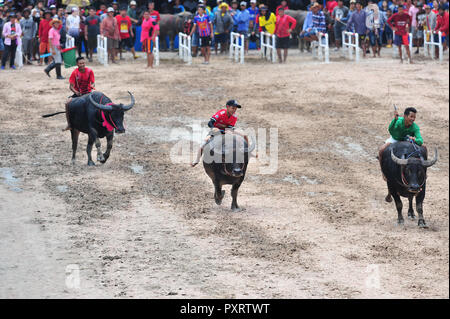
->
xmin=391 ymin=148 xmax=438 ymax=193
xmin=89 ymin=92 xmax=135 ymax=134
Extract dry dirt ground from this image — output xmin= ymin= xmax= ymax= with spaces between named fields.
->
xmin=0 ymin=48 xmax=448 ymax=299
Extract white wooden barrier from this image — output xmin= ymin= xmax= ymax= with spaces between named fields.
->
xmin=424 ymin=30 xmax=443 ymax=62
xmin=342 ymin=31 xmax=360 ymax=62
xmin=66 ymin=34 xmax=75 ymax=49
xmin=178 ymin=32 xmax=192 ymax=65
xmin=260 ymin=31 xmax=276 ymax=63
xmin=392 ymin=33 xmax=413 ymax=59
xmin=154 ymin=36 xmax=160 ymax=66
xmin=14 ymin=44 xmax=23 ymax=68
xmin=311 ymin=32 xmax=330 ymax=63
xmin=229 ymin=32 xmax=244 ymax=64
xmin=97 ymin=35 xmax=108 ymax=66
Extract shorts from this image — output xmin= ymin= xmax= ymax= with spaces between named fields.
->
xmin=142 ymin=38 xmax=154 ymax=53
xmin=120 ymin=37 xmax=133 ymax=50
xmin=215 ymin=33 xmax=228 ymax=44
xmin=385 ymin=136 xmax=399 ymax=144
xmin=433 ymin=33 xmax=446 ymax=44
xmin=107 ymin=38 xmax=119 ymax=50
xmin=39 ymin=41 xmax=50 ymax=54
xmin=276 ymin=36 xmax=290 ymax=49
xmin=199 ymin=36 xmax=211 ymax=47
xmin=411 ymin=26 xmax=420 ymax=39
xmin=369 ymin=29 xmax=382 ymax=46
xmin=394 ymin=34 xmax=409 ymax=46
xmin=87 ymin=35 xmax=97 ymax=50
xmin=334 ymin=23 xmax=346 ymax=41
xmin=52 ymin=48 xmax=62 ymax=64
xmin=192 ymin=31 xmax=199 ymax=47
xmin=237 ymin=31 xmax=248 ymax=39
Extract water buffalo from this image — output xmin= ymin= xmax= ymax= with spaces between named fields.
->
xmin=42 ymin=91 xmax=135 ymax=166
xmin=285 ymin=10 xmax=308 ymax=51
xmin=159 ymin=11 xmax=193 ymax=51
xmin=203 ymin=132 xmax=255 ymax=212
xmin=381 ymin=141 xmax=438 ymax=227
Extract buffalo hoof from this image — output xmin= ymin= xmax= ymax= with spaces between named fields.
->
xmin=397 ymin=219 xmax=405 ymax=225
xmin=71 ymin=159 xmax=76 ymax=165
xmin=215 ymin=190 xmax=225 ymax=205
xmin=385 ymin=194 xmax=393 ymax=203
xmin=418 ymin=219 xmax=428 ymax=228
xmin=88 ymin=161 xmax=95 ymax=166
xmin=232 ymin=207 xmax=245 ymax=213
xmin=408 ymin=210 xmax=416 ymax=220
xmin=97 ymin=154 xmax=105 ymax=162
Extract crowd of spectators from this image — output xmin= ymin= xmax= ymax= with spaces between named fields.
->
xmin=0 ymin=0 xmax=448 ymax=69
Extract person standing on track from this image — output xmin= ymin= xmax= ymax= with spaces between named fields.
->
xmin=141 ymin=10 xmax=159 ymax=68
xmin=190 ymin=5 xmax=213 ymax=64
xmin=387 ymin=4 xmax=412 ymax=63
xmin=44 ymin=18 xmax=64 ymax=80
xmin=100 ymin=7 xmax=120 ymax=64
xmin=84 ymin=7 xmax=101 ymax=63
xmin=274 ymin=7 xmax=296 ymax=63
xmin=346 ymin=1 xmax=368 ymax=58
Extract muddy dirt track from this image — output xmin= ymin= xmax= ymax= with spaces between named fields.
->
xmin=0 ymin=50 xmax=448 ymax=298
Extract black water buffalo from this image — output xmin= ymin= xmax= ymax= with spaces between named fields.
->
xmin=381 ymin=141 xmax=438 ymax=227
xmin=203 ymin=132 xmax=255 ymax=212
xmin=159 ymin=12 xmax=193 ymax=51
xmin=42 ymin=91 xmax=135 ymax=166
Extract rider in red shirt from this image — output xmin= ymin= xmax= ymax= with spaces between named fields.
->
xmin=191 ymin=100 xmax=241 ymax=167
xmin=64 ymin=57 xmax=95 ymax=131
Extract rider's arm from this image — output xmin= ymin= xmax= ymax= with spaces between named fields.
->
xmin=388 ymin=117 xmax=398 ymax=135
xmin=412 ymin=125 xmax=423 ymax=146
xmin=208 ymin=118 xmax=216 ymax=128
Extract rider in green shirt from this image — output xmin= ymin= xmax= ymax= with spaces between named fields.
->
xmin=378 ymin=107 xmax=425 ymax=178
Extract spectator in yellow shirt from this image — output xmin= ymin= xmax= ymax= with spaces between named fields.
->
xmin=259 ymin=6 xmax=277 ymax=34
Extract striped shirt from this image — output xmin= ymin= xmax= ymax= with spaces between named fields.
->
xmin=312 ymin=11 xmax=327 ymax=33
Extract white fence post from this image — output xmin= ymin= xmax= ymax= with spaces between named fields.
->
xmin=342 ymin=31 xmax=359 ymax=62
xmin=260 ymin=31 xmax=276 ymax=63
xmin=154 ymin=36 xmax=160 ymax=66
xmin=178 ymin=32 xmax=192 ymax=65
xmin=15 ymin=44 xmax=23 ymax=68
xmin=66 ymin=34 xmax=75 ymax=49
xmin=423 ymin=30 xmax=443 ymax=62
xmin=230 ymin=32 xmax=244 ymax=64
xmin=311 ymin=32 xmax=329 ymax=63
xmin=96 ymin=35 xmax=108 ymax=66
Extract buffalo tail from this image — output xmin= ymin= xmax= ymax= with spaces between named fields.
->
xmin=42 ymin=111 xmax=66 ymax=118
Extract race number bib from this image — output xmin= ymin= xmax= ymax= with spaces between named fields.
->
xmin=120 ymin=22 xmax=128 ymax=33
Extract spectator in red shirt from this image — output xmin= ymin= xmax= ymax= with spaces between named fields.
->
xmin=38 ymin=10 xmax=52 ymax=66
xmin=116 ymin=7 xmax=137 ymax=60
xmin=387 ymin=5 xmax=412 ymax=63
xmin=434 ymin=5 xmax=449 ymax=58
xmin=276 ymin=0 xmax=290 ymax=16
xmin=64 ymin=57 xmax=95 ymax=131
xmin=147 ymin=1 xmax=161 ymax=25
xmin=274 ymin=7 xmax=296 ymax=63
xmin=326 ymin=0 xmax=339 ymax=14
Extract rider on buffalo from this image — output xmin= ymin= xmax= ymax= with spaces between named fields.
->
xmin=378 ymin=107 xmax=425 ymax=199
